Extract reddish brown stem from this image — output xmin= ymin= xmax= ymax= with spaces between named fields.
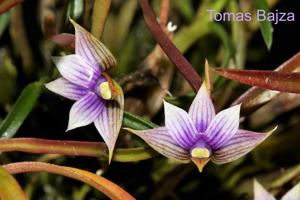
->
xmin=3 ymin=162 xmax=135 ymax=200
xmin=0 ymin=137 xmax=107 ymax=157
xmin=138 ymin=0 xmax=202 ymax=92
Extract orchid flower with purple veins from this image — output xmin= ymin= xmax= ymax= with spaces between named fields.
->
xmin=127 ymin=84 xmax=276 ymax=172
xmin=45 ymin=19 xmax=124 ymax=163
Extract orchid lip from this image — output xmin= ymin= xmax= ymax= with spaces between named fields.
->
xmin=189 ymin=138 xmax=212 ymax=158
xmin=99 ymin=82 xmax=112 ymax=100
xmin=191 ymin=148 xmax=210 ymax=158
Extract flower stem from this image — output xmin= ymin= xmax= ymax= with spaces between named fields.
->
xmin=138 ymin=0 xmax=202 ymax=92
xmin=3 ymin=162 xmax=135 ymax=200
xmin=0 ymin=138 xmax=156 ymax=162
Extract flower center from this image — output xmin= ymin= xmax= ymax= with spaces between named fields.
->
xmin=190 ymin=138 xmax=212 ymax=158
xmin=99 ymin=81 xmax=112 ymax=100
xmin=191 ymin=148 xmax=210 ymax=158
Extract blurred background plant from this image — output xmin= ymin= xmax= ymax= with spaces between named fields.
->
xmin=0 ymin=0 xmax=299 ymax=199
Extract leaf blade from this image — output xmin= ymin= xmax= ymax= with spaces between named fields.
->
xmin=0 ymin=81 xmax=43 ymax=138
xmin=213 ymin=68 xmax=300 ymax=93
xmin=0 ymin=165 xmax=28 ymax=200
xmin=255 ymin=0 xmax=274 ymax=50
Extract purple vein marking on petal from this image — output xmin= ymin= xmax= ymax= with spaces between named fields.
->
xmin=80 ymin=36 xmax=96 ymax=65
xmin=45 ymin=78 xmax=88 ymax=100
xmin=78 ymin=36 xmax=90 ymax=62
xmin=142 ymin=129 xmax=189 ymax=160
xmin=75 ymin=95 xmax=97 ymax=118
xmin=85 ymin=36 xmax=106 ymax=65
xmin=212 ymin=118 xmax=237 ymax=148
xmin=172 ymin=120 xmax=193 ymax=148
xmin=175 ymin=115 xmax=192 ymax=142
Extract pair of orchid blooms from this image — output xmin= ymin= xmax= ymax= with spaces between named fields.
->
xmin=46 ymin=19 xmax=275 ymax=172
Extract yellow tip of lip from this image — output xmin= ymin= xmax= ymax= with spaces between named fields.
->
xmin=191 ymin=157 xmax=210 ymax=173
xmin=99 ymin=82 xmax=112 ymax=100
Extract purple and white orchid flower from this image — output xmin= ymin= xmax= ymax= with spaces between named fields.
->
xmin=127 ymin=84 xmax=275 ymax=172
xmin=45 ymin=19 xmax=124 ymax=163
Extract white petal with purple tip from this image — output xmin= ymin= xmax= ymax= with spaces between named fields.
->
xmin=164 ymin=101 xmax=198 ymax=149
xmin=67 ymin=92 xmax=105 ymax=131
xmin=70 ymin=19 xmax=116 ymax=71
xmin=188 ymin=84 xmax=215 ymax=133
xmin=45 ymin=78 xmax=87 ymax=100
xmin=94 ymin=84 xmax=124 ymax=163
xmin=126 ymin=127 xmax=190 ymax=162
xmin=204 ymin=104 xmax=241 ymax=150
xmin=53 ymin=55 xmax=100 ymax=89
xmin=212 ymin=129 xmax=274 ymax=164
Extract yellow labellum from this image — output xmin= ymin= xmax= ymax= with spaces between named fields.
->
xmin=191 ymin=148 xmax=210 ymax=158
xmin=99 ymin=82 xmax=112 ymax=100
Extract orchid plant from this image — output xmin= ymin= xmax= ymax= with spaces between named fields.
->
xmin=127 ymin=83 xmax=276 ymax=172
xmin=45 ymin=19 xmax=124 ymax=162
xmin=1 ymin=0 xmax=299 ymax=199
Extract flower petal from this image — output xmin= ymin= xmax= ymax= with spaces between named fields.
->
xmin=253 ymin=179 xmax=276 ymax=200
xmin=204 ymin=104 xmax=241 ymax=150
xmin=164 ymin=101 xmax=198 ymax=149
xmin=45 ymin=78 xmax=88 ymax=100
xmin=211 ymin=128 xmax=275 ymax=164
xmin=53 ymin=55 xmax=100 ymax=88
xmin=67 ymin=92 xmax=105 ymax=131
xmin=94 ymin=83 xmax=124 ymax=163
xmin=281 ymin=182 xmax=300 ymax=200
xmin=70 ymin=19 xmax=116 ymax=71
xmin=188 ymin=84 xmax=215 ymax=133
xmin=126 ymin=127 xmax=190 ymax=162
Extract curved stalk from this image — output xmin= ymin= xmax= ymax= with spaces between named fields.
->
xmin=3 ymin=162 xmax=135 ymax=200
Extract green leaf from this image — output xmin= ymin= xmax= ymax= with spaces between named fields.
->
xmin=0 ymin=165 xmax=28 ymax=200
xmin=0 ymin=12 xmax=10 ymax=38
xmin=0 ymin=81 xmax=44 ymax=138
xmin=123 ymin=111 xmax=158 ymax=130
xmin=255 ymin=0 xmax=274 ymax=50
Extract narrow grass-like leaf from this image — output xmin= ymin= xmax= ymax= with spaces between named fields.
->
xmin=254 ymin=0 xmax=273 ymax=50
xmin=0 ymin=0 xmax=22 ymax=14
xmin=0 ymin=81 xmax=43 ymax=138
xmin=0 ymin=165 xmax=28 ymax=200
xmin=91 ymin=0 xmax=111 ymax=39
xmin=213 ymin=68 xmax=300 ymax=93
xmin=0 ymin=12 xmax=10 ymax=38
xmin=123 ymin=111 xmax=158 ymax=130
xmin=4 ymin=162 xmax=135 ymax=200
